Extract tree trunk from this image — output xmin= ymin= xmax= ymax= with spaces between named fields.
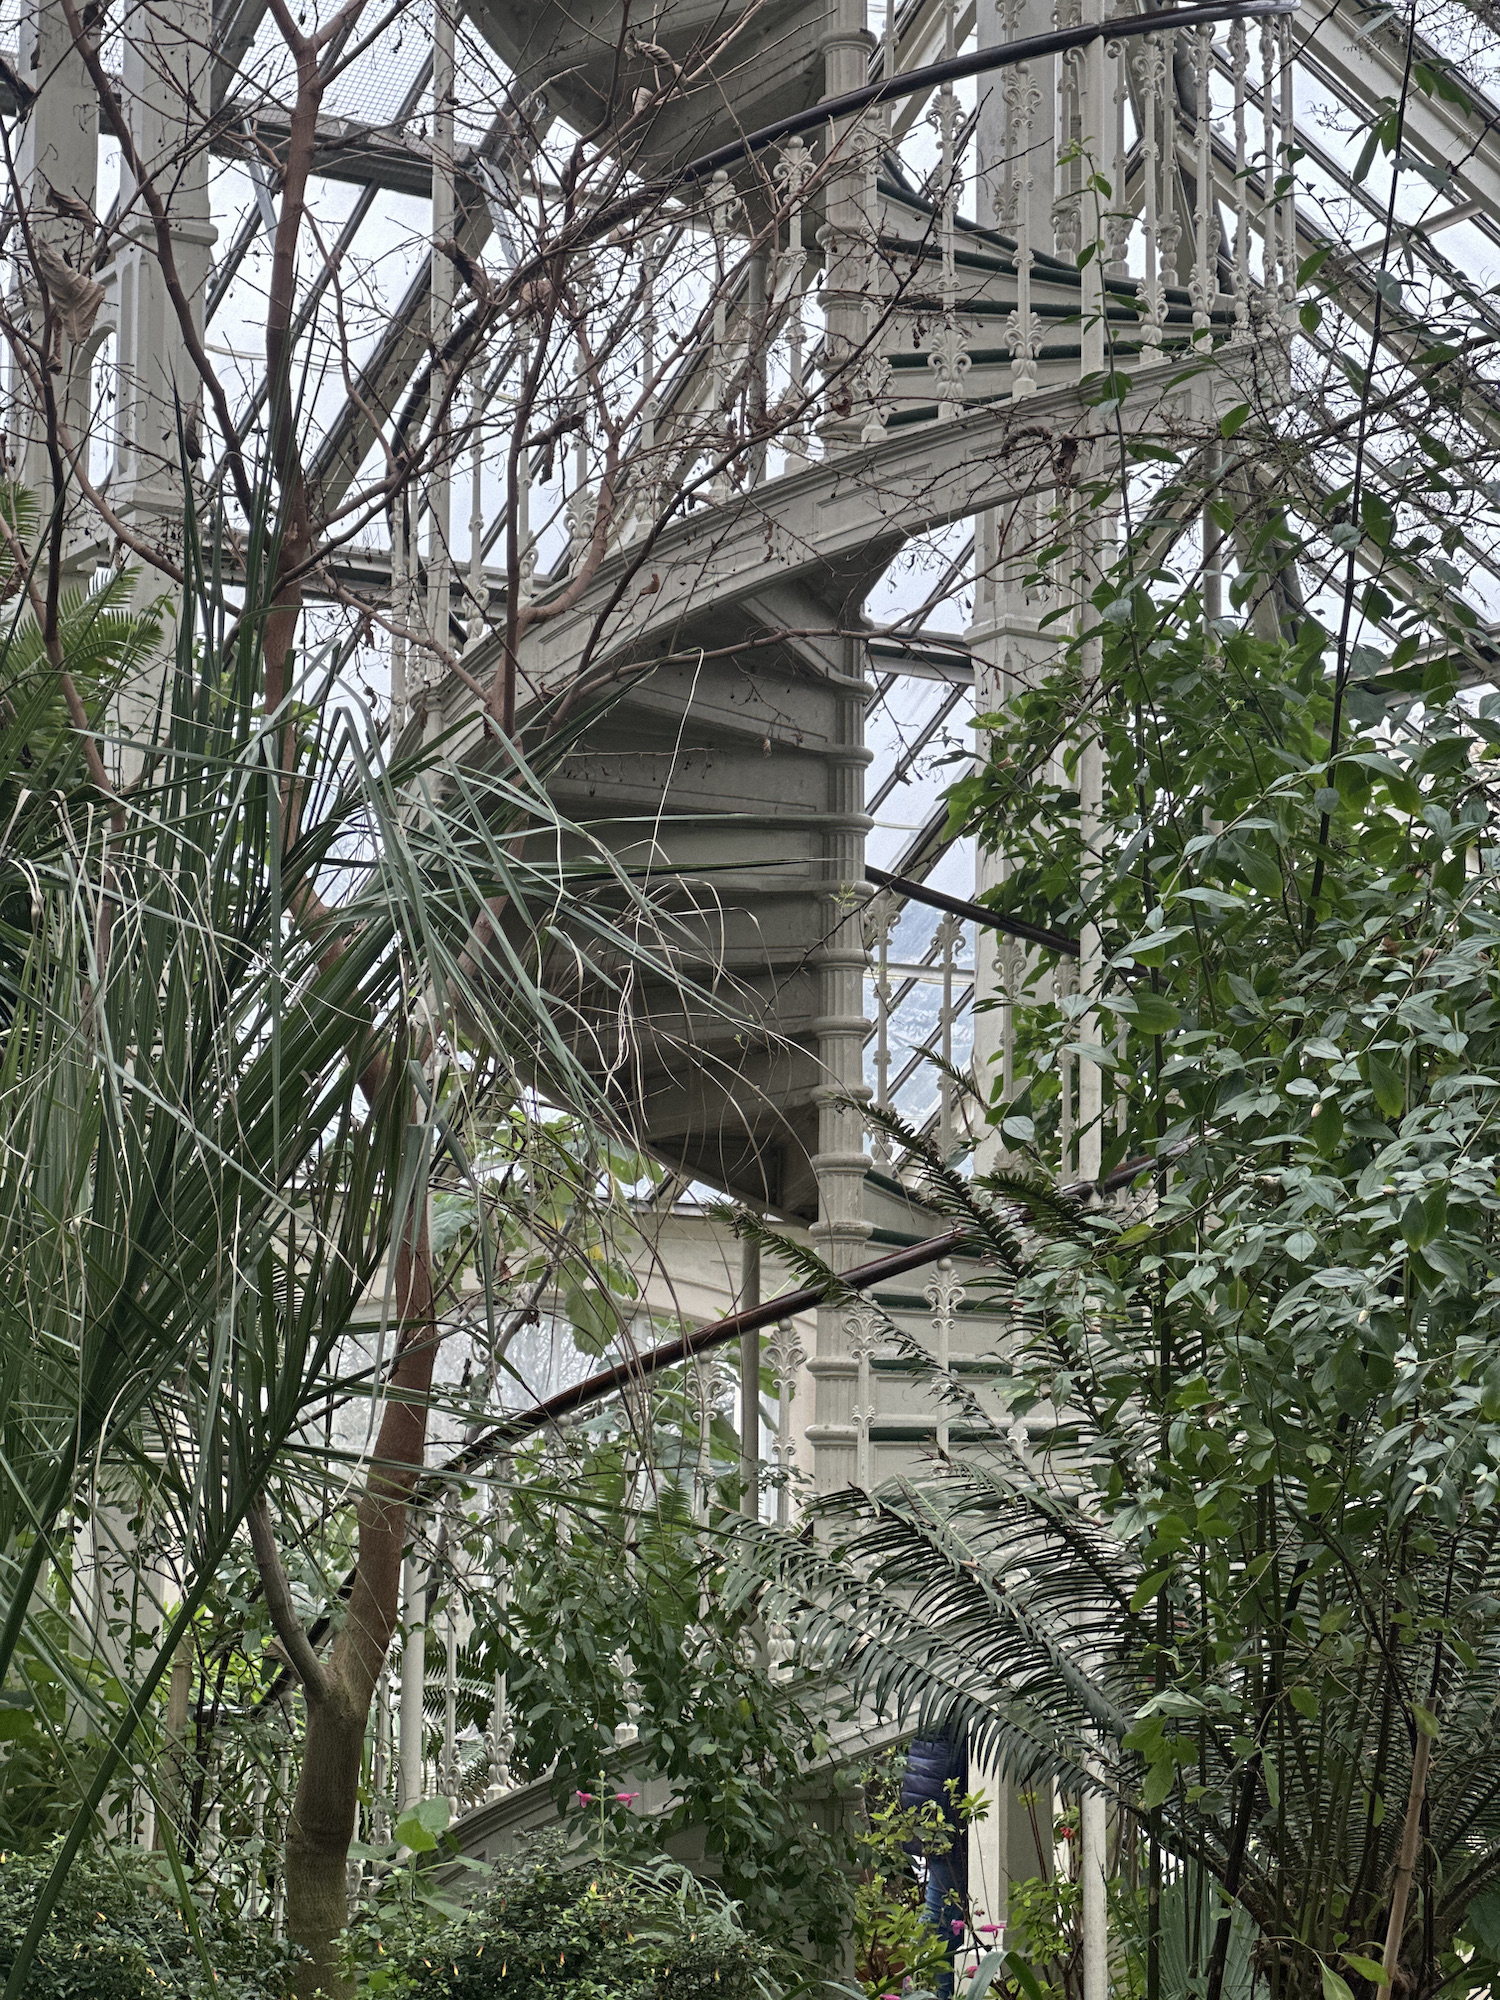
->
xmin=286 ymin=1685 xmax=369 ymax=2000
xmin=152 ymin=1639 xmax=192 ymax=1851
xmin=251 ymin=1200 xmax=438 ymax=1999
xmin=1381 ymin=1727 xmax=1433 ymax=1993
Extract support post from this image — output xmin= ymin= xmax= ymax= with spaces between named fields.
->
xmin=1082 ymin=1770 xmax=1109 ymax=2000
xmin=740 ymin=1235 xmax=761 ymax=1519
xmin=423 ymin=0 xmax=456 ymax=729
xmin=806 ymin=630 xmax=874 ymax=1494
xmin=398 ymin=1549 xmax=427 ymax=1812
xmin=13 ymin=0 xmax=100 ymax=507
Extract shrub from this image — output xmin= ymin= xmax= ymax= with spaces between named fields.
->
xmin=0 ymin=1847 xmax=298 ymax=1999
xmin=361 ymin=1840 xmax=778 ymax=2000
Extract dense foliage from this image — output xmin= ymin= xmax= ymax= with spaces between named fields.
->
xmin=0 ymin=1849 xmax=298 ymax=1999
xmin=459 ymin=1405 xmax=855 ymax=1958
xmin=351 ymin=1842 xmax=778 ymax=2000
xmin=746 ymin=552 xmax=1500 ymax=2000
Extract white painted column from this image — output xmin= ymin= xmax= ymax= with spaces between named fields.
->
xmin=423 ymin=0 xmax=456 ymax=729
xmin=740 ymin=1236 xmax=762 ymax=1519
xmin=398 ymin=1550 xmax=427 ymax=1812
xmin=1077 ymin=495 xmax=1110 ymax=1989
xmin=111 ymin=0 xmax=215 ymax=532
xmin=1076 ymin=582 xmax=1104 ymax=1185
xmin=1082 ymin=1767 xmax=1109 ymax=2000
xmin=13 ymin=0 xmax=100 ymax=505
xmin=966 ymin=1750 xmax=1010 ymax=1944
xmin=806 ymin=635 xmax=874 ymax=1495
xmin=815 ymin=0 xmax=876 ymax=451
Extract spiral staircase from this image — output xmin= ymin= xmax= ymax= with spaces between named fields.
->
xmin=19 ymin=0 xmax=1500 ymax=1940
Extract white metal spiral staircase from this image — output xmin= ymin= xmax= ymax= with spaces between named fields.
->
xmin=19 ymin=0 xmax=1500 ymax=1928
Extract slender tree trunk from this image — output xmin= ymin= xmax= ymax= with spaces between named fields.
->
xmin=1381 ymin=1728 xmax=1432 ymax=1992
xmin=252 ymin=1193 xmax=437 ymax=2000
xmin=152 ymin=1639 xmax=192 ymax=1851
xmin=286 ymin=1685 xmax=370 ymax=1998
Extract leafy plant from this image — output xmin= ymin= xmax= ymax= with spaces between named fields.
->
xmin=742 ymin=578 xmax=1500 ymax=2000
xmin=851 ymin=1756 xmax=965 ymax=1998
xmin=0 ymin=1847 xmax=298 ymax=1998
xmin=347 ymin=1835 xmax=778 ymax=1999
xmin=0 ymin=473 xmax=744 ymax=1996
xmin=463 ymin=1414 xmax=855 ymax=1960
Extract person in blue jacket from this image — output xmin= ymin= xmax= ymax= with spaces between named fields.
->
xmin=899 ymin=1731 xmax=969 ymax=1998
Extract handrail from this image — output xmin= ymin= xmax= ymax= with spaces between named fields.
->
xmin=678 ymin=0 xmax=1301 ymax=184
xmin=866 ymin=864 xmax=1079 ymax=958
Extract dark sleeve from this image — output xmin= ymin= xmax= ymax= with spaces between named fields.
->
xmin=900 ymin=1737 xmax=959 ymax=1814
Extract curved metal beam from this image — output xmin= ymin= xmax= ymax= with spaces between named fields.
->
xmin=678 ymin=0 xmax=1300 ymax=185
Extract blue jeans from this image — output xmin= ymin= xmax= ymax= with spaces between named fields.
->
xmin=923 ymin=1848 xmax=965 ymax=2000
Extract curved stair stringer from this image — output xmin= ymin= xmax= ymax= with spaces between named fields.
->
xmin=440 ymin=343 xmax=1274 ymax=754
xmin=431 ymin=352 xmax=1266 ymax=1219
xmin=491 ymin=569 xmax=896 ymax=1216
xmin=444 ymin=1700 xmax=911 ymax=1878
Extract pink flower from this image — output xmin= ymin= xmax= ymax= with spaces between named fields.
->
xmin=576 ymin=1791 xmax=594 ymax=1804
xmin=615 ymin=1792 xmax=639 ymax=1805
xmin=979 ymin=1924 xmax=1003 ymax=1936
xmin=951 ymin=1920 xmax=965 ymax=1936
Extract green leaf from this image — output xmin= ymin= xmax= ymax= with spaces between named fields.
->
xmin=1365 ymin=1053 xmax=1404 ymax=1119
xmin=1128 ymin=993 xmax=1182 ymax=1036
xmin=1126 ymin=924 xmax=1192 ymax=966
xmin=1412 ymin=1703 xmax=1440 ymax=1738
xmin=1298 ymin=247 xmax=1333 ymax=286
xmin=1289 ymin=1686 xmax=1320 ymax=1719
xmin=1343 ymin=1955 xmax=1389 ymax=1984
xmin=1140 ymin=1759 xmax=1176 ymax=1810
xmin=1462 ymin=1889 xmax=1500 ymax=1960
xmin=1235 ymin=843 xmax=1283 ymax=896
xmin=1422 ymin=1239 xmax=1467 ymax=1284
xmin=395 ymin=1794 xmax=452 ymax=1853
xmin=1131 ymin=1570 xmax=1172 ymax=1613
xmin=1220 ymin=403 xmax=1252 ymax=439
xmin=1322 ymin=1963 xmax=1357 ymax=2000
xmin=1361 ymin=492 xmax=1396 ymax=546
xmin=1352 ymin=128 xmax=1382 ymax=183
xmin=968 ymin=1949 xmax=1009 ymax=1999
xmin=1004 ymin=1954 xmax=1049 ymax=2000
xmin=1311 ymin=1095 xmax=1344 ymax=1157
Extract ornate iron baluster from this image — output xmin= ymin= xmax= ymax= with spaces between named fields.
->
xmin=1005 ymin=46 xmax=1042 ymax=396
xmin=767 ymin=1317 xmax=806 ymax=1527
xmin=708 ymin=170 xmax=743 ymax=498
xmin=1230 ymin=19 xmax=1252 ymax=341
xmin=929 ymin=0 xmax=970 ymax=420
xmin=865 ymin=888 xmax=897 ymax=1170
xmin=1139 ymin=34 xmax=1166 ymax=362
xmin=844 ymin=1300 xmax=881 ymax=1489
xmin=926 ymin=1256 xmax=965 ymax=1451
xmin=1190 ymin=24 xmax=1215 ymax=342
xmin=938 ymin=908 xmax=964 ymax=1157
xmin=776 ymin=139 xmax=814 ymax=469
